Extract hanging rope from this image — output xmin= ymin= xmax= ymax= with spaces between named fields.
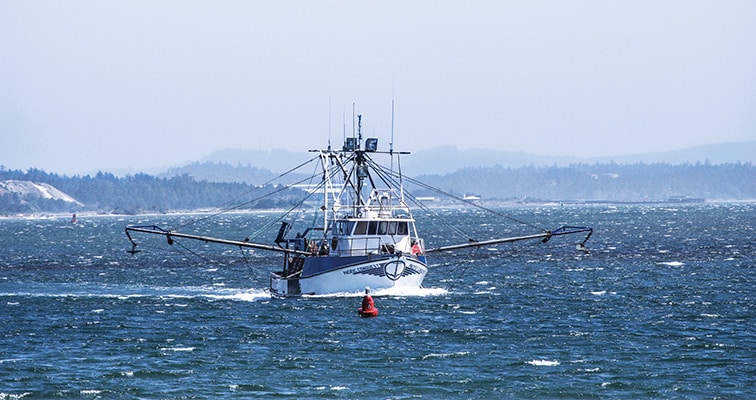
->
xmin=445 ymin=247 xmax=480 ymax=293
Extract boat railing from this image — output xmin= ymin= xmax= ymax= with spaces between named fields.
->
xmin=361 ymin=189 xmax=412 ymax=217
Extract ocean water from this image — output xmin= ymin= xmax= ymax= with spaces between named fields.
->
xmin=1 ymin=203 xmax=753 ymax=399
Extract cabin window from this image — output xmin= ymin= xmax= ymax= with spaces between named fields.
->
xmin=354 ymin=221 xmax=368 ymax=235
xmin=352 ymin=220 xmax=409 ymax=236
xmin=333 ymin=221 xmax=355 ymax=236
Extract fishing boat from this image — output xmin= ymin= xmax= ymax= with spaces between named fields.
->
xmin=125 ymin=115 xmax=593 ymax=297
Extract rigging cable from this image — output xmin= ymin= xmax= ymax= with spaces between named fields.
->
xmin=445 ymin=247 xmax=480 ymax=293
xmin=379 ymin=166 xmax=544 ymax=232
xmin=243 ymin=171 xmax=330 ymax=242
xmin=243 ymin=155 xmax=339 ymax=242
xmin=367 ymin=159 xmax=473 ymax=240
xmin=243 ymin=156 xmax=345 ymax=243
xmin=170 ymin=154 xmax=321 ymax=231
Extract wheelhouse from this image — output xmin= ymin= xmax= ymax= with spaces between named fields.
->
xmin=329 ymin=217 xmax=419 ymax=257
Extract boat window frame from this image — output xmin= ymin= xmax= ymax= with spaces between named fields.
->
xmin=343 ymin=219 xmax=411 ymax=237
xmin=333 ymin=220 xmax=355 ymax=236
xmin=353 ymin=221 xmax=368 ymax=235
xmin=397 ymin=221 xmax=408 ymax=235
xmin=368 ymin=221 xmax=378 ymax=235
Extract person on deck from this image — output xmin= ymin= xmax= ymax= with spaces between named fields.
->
xmin=361 ymin=287 xmax=374 ymax=311
xmin=411 ymin=240 xmax=422 ymax=255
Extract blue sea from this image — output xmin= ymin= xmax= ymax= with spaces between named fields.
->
xmin=1 ymin=203 xmax=754 ymax=399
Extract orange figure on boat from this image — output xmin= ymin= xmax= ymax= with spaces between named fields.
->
xmin=357 ymin=287 xmax=378 ymax=318
xmin=411 ymin=240 xmax=422 ymax=255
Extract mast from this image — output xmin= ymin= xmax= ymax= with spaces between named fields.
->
xmin=322 ymin=151 xmax=329 ymax=236
xmin=355 ymin=114 xmax=366 ymax=209
xmin=325 ymin=98 xmax=332 ymax=234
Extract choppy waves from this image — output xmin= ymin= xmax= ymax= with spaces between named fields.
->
xmin=1 ymin=204 xmax=754 ymax=398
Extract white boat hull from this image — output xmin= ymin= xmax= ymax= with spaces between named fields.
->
xmin=270 ymin=255 xmax=427 ymax=297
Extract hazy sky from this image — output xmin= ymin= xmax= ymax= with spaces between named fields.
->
xmin=2 ymin=1 xmax=754 ymax=175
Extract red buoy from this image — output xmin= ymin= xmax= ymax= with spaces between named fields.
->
xmin=357 ymin=287 xmax=379 ymax=318
xmin=357 ymin=307 xmax=379 ymax=317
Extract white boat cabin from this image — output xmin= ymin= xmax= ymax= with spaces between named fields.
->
xmin=328 ymin=189 xmax=422 ymax=257
xmin=330 ymin=217 xmax=415 ymax=256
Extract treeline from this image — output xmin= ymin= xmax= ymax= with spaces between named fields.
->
xmin=161 ymin=161 xmax=279 ymax=185
xmin=160 ymin=161 xmax=312 ymax=185
xmin=0 ymin=168 xmax=306 ymax=215
xmin=413 ymin=162 xmax=755 ymax=202
xmin=2 ymin=162 xmax=754 ymax=214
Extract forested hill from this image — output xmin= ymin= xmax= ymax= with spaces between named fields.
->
xmin=1 ymin=162 xmax=754 ymax=215
xmin=0 ymin=169 xmax=304 ymax=215
xmin=413 ymin=162 xmax=755 ymax=202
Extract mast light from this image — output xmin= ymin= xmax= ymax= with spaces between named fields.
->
xmin=365 ymin=138 xmax=378 ymax=152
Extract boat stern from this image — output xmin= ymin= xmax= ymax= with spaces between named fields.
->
xmin=269 ymin=272 xmax=302 ymax=297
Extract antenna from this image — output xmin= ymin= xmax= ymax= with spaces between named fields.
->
xmin=390 ymin=99 xmax=395 ymax=154
xmin=328 ymin=97 xmax=332 ymax=151
xmin=390 ymin=99 xmax=395 ymax=171
xmin=352 ymin=103 xmax=356 ymax=143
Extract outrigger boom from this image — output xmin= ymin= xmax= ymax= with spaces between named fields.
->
xmin=424 ymin=225 xmax=593 ymax=253
xmin=126 ymin=224 xmax=593 ymax=256
xmin=125 ymin=225 xmax=311 ymax=256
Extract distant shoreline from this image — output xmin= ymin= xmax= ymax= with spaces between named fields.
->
xmin=3 ymin=199 xmax=755 ymax=221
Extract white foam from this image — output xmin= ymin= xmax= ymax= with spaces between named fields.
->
xmin=526 ymin=359 xmax=560 ymax=366
xmin=314 ymin=386 xmax=349 ymax=391
xmin=421 ymin=351 xmax=470 ymax=360
xmin=659 ymin=261 xmax=684 ymax=266
xmin=307 ymin=286 xmax=448 ymax=298
xmin=0 ymin=394 xmax=31 ymax=400
xmin=6 ymin=285 xmax=448 ymax=302
xmin=205 ymin=289 xmax=271 ymax=302
xmin=160 ymin=347 xmax=195 ymax=352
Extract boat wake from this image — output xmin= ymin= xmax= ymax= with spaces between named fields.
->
xmin=307 ymin=286 xmax=448 ymax=298
xmin=2 ymin=283 xmax=451 ymax=302
xmin=1 ymin=284 xmax=272 ymax=302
